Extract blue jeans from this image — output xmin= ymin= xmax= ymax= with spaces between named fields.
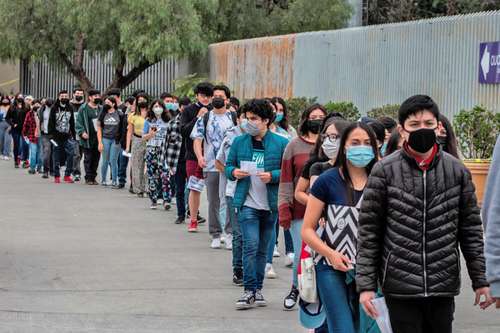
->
xmin=280 ymin=226 xmax=294 ymax=254
xmin=118 ymin=149 xmax=128 ymax=185
xmin=316 ymin=262 xmax=356 ymax=333
xmin=290 ymin=219 xmax=303 ymax=287
xmin=53 ymin=138 xmax=74 ymax=177
xmin=239 ymin=206 xmax=275 ymax=292
xmin=227 ymin=197 xmax=242 ymax=270
xmin=266 ymin=216 xmax=278 ymax=264
xmin=0 ymin=121 xmax=11 ymax=156
xmin=29 ymin=141 xmax=41 ymax=172
xmin=101 ymin=138 xmax=120 ymax=184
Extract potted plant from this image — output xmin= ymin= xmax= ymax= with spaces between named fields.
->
xmin=453 ymin=105 xmax=500 ymax=205
xmin=324 ymin=101 xmax=361 ymax=121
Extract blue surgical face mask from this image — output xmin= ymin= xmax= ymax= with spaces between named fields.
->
xmin=165 ymin=102 xmax=179 ymax=111
xmin=346 ymin=145 xmax=375 ymax=168
xmin=240 ymin=119 xmax=248 ymax=131
xmin=274 ymin=113 xmax=284 ymax=123
xmin=380 ymin=142 xmax=388 ymax=157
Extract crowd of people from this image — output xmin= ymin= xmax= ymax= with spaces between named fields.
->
xmin=0 ymin=82 xmax=499 ymax=333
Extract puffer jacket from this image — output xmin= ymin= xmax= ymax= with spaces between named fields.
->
xmin=356 ymin=147 xmax=488 ymax=298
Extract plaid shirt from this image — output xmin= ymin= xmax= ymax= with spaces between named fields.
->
xmin=161 ymin=113 xmax=183 ymax=174
xmin=22 ymin=110 xmax=39 ymax=144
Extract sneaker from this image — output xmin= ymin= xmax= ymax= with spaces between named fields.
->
xmin=174 ymin=216 xmax=185 ymax=224
xmin=101 ymin=181 xmax=109 ymax=186
xmin=111 ymin=184 xmax=121 ymax=189
xmin=4 ymin=156 xmax=10 ymax=161
xmin=232 ymin=269 xmax=243 ymax=286
xmin=284 ymin=252 xmax=294 ymax=268
xmin=22 ymin=160 xmax=29 ymax=169
xmin=74 ymin=175 xmax=81 ymax=182
xmin=150 ymin=202 xmax=158 ymax=210
xmin=163 ymin=202 xmax=171 ymax=210
xmin=117 ymin=183 xmax=125 ymax=189
xmin=265 ymin=263 xmax=277 ymax=279
xmin=283 ymin=286 xmax=299 ymax=311
xmin=64 ymin=176 xmax=74 ymax=183
xmin=197 ymin=214 xmax=206 ymax=224
xmin=255 ymin=290 xmax=267 ymax=307
xmin=236 ymin=290 xmax=255 ymax=310
xmin=28 ymin=169 xmax=36 ymax=175
xmin=42 ymin=172 xmax=49 ymax=179
xmin=221 ymin=234 xmax=226 ymax=244
xmin=137 ymin=192 xmax=144 ymax=198
xmin=188 ymin=220 xmax=198 ymax=232
xmin=129 ymin=187 xmax=135 ymax=194
xmin=54 ymin=177 xmax=61 ymax=184
xmin=211 ymin=238 xmax=222 ymax=249
xmin=225 ymin=234 xmax=233 ymax=250
xmin=273 ymin=245 xmax=281 ymax=258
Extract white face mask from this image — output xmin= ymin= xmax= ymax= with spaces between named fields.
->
xmin=322 ymin=137 xmax=340 ymax=159
xmin=153 ymin=107 xmax=163 ymax=117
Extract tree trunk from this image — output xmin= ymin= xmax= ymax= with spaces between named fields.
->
xmin=104 ymin=58 xmax=156 ymax=95
xmin=58 ymin=33 xmax=95 ymax=92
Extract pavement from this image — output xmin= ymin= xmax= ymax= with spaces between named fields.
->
xmin=0 ymin=160 xmax=499 ymax=332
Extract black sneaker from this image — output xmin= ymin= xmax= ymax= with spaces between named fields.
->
xmin=236 ymin=290 xmax=255 ymax=310
xmin=197 ymin=214 xmax=206 ymax=224
xmin=283 ymin=286 xmax=299 ymax=311
xmin=232 ymin=269 xmax=243 ymax=286
xmin=163 ymin=202 xmax=171 ymax=211
xmin=175 ymin=217 xmax=185 ymax=224
xmin=42 ymin=173 xmax=49 ymax=179
xmin=118 ymin=183 xmax=125 ymax=189
xmin=74 ymin=175 xmax=81 ymax=182
xmin=255 ymin=289 xmax=267 ymax=307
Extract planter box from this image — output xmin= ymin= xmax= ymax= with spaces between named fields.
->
xmin=464 ymin=161 xmax=491 ymax=207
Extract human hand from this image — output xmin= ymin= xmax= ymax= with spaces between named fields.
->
xmin=327 ymin=250 xmax=352 ymax=272
xmin=198 ymin=156 xmax=207 ymax=169
xmin=98 ymin=143 xmax=104 ymax=153
xmin=475 ymin=287 xmax=495 ymax=310
xmin=360 ymin=291 xmax=378 ymax=319
xmin=233 ymin=168 xmax=249 ymax=179
xmin=197 ymin=107 xmax=208 ymax=118
xmin=257 ymin=171 xmax=272 ymax=183
xmin=81 ymin=132 xmax=89 ymax=140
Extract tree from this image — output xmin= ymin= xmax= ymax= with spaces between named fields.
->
xmin=0 ymin=0 xmax=212 ymax=93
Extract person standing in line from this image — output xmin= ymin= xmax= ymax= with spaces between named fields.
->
xmin=126 ymin=94 xmax=148 ymax=197
xmin=356 ymin=95 xmax=494 ymax=333
xmin=225 ymin=99 xmax=288 ymax=309
xmin=482 ymin=134 xmax=500 ymax=309
xmin=0 ymin=96 xmax=12 ymax=160
xmin=76 ymin=89 xmax=102 ymax=185
xmin=22 ymin=100 xmax=42 ymax=174
xmin=5 ymin=94 xmax=28 ymax=168
xmin=48 ymin=90 xmax=76 ymax=184
xmin=70 ymin=87 xmax=85 ymax=181
xmin=96 ymin=96 xmax=124 ymax=188
xmin=278 ymin=104 xmax=327 ymax=308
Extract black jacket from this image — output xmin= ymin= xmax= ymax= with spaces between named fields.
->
xmin=355 ymin=147 xmax=488 ymax=298
xmin=5 ymin=105 xmax=27 ymax=133
xmin=179 ymin=102 xmax=212 ymax=161
xmin=48 ymin=100 xmax=75 ymax=141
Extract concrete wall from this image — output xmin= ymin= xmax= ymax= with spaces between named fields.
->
xmin=0 ymin=61 xmax=20 ymax=95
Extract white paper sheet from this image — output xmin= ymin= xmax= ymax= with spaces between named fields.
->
xmin=371 ymin=297 xmax=393 ymax=333
xmin=240 ymin=161 xmax=259 ymax=176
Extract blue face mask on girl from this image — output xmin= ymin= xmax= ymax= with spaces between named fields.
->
xmin=346 ymin=145 xmax=375 ymax=167
xmin=274 ymin=113 xmax=284 ymax=123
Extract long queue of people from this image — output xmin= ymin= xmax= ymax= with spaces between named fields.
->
xmin=0 ymin=82 xmax=498 ymax=333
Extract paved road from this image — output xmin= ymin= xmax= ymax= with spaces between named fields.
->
xmin=0 ymin=161 xmax=498 ymax=332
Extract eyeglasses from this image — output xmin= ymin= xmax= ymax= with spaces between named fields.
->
xmin=321 ymin=133 xmax=339 ymax=141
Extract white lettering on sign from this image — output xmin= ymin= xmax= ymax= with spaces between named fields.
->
xmin=491 ymin=55 xmax=500 ymax=66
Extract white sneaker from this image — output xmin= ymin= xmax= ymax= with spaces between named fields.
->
xmin=221 ymin=233 xmax=226 ymax=244
xmin=225 ymin=234 xmax=233 ymax=250
xmin=211 ymin=238 xmax=221 ymax=249
xmin=273 ymin=245 xmax=280 ymax=257
xmin=284 ymin=252 xmax=294 ymax=268
xmin=265 ymin=263 xmax=277 ymax=279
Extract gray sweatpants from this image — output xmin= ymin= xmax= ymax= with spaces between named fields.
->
xmin=205 ymin=171 xmax=231 ymax=239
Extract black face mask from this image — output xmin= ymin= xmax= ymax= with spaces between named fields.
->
xmin=212 ymin=97 xmax=225 ymax=109
xmin=33 ymin=106 xmax=40 ymax=112
xmin=16 ymin=98 xmax=23 ymax=104
xmin=137 ymin=102 xmax=148 ymax=109
xmin=93 ymin=98 xmax=102 ymax=105
xmin=102 ymin=104 xmax=112 ymax=112
xmin=307 ymin=119 xmax=322 ymax=134
xmin=75 ymin=95 xmax=84 ymax=102
xmin=407 ymin=128 xmax=436 ymax=153
xmin=436 ymin=135 xmax=447 ymax=146
xmin=60 ymin=98 xmax=69 ymax=105
xmin=1 ymin=102 xmax=9 ymax=106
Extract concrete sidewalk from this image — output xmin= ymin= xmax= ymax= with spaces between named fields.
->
xmin=0 ymin=160 xmax=498 ymax=332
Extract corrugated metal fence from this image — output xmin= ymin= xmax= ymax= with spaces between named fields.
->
xmin=209 ymin=11 xmax=500 ymax=119
xmin=21 ymin=53 xmax=189 ymax=98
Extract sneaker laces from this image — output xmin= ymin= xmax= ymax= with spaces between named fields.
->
xmin=286 ymin=287 xmax=299 ymax=301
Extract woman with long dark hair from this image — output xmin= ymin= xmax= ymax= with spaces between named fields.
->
xmin=5 ymin=94 xmax=29 ymax=167
xmin=271 ymin=97 xmax=297 ymax=139
xmin=0 ymin=96 xmax=12 ymax=160
xmin=301 ymin=122 xmax=379 ymax=332
xmin=127 ymin=94 xmax=149 ymax=197
xmin=437 ymin=114 xmax=460 ymax=159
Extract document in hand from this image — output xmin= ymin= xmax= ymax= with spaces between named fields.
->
xmin=240 ymin=161 xmax=259 ymax=176
xmin=371 ymin=297 xmax=393 ymax=333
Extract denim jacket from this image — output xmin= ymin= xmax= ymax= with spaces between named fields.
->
xmin=225 ymin=130 xmax=288 ymax=212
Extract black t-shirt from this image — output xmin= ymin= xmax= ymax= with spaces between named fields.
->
xmin=310 ymin=160 xmax=335 ymax=178
xmin=180 ymin=102 xmax=213 ymax=161
xmin=301 ymin=156 xmax=327 ymax=180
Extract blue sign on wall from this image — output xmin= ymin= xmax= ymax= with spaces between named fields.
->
xmin=479 ymin=41 xmax=500 ymax=84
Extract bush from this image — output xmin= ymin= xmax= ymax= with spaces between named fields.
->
xmin=367 ymin=104 xmax=400 ymax=120
xmin=172 ymin=73 xmax=209 ymax=99
xmin=324 ymin=101 xmax=361 ymax=121
xmin=453 ymin=105 xmax=500 ymax=160
xmin=285 ymin=97 xmax=318 ymax=128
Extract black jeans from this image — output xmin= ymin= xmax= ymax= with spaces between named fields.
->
xmin=83 ymin=146 xmax=100 ymax=182
xmin=118 ymin=149 xmax=128 ymax=185
xmin=386 ymin=297 xmax=455 ymax=333
xmin=174 ymin=160 xmax=187 ymax=218
xmin=53 ymin=138 xmax=74 ymax=177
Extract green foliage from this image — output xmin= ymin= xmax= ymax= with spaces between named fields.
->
xmin=285 ymin=97 xmax=318 ymax=128
xmin=324 ymin=101 xmax=361 ymax=121
xmin=172 ymin=74 xmax=209 ymax=99
xmin=453 ymin=105 xmax=500 ymax=160
xmin=367 ymin=104 xmax=400 ymax=120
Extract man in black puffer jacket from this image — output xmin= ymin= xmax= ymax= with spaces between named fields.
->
xmin=356 ymin=95 xmax=494 ymax=333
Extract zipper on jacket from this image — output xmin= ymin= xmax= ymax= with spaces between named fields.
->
xmin=423 ymin=170 xmax=428 ymax=297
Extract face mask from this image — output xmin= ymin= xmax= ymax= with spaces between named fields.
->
xmin=212 ymin=97 xmax=225 ymax=109
xmin=153 ymin=107 xmax=163 ymax=117
xmin=1 ymin=102 xmax=9 ymax=106
xmin=137 ymin=101 xmax=148 ymax=109
xmin=240 ymin=119 xmax=248 ymax=131
xmin=16 ymin=98 xmax=23 ymax=104
xmin=93 ymin=98 xmax=102 ymax=105
xmin=346 ymin=145 xmax=375 ymax=168
xmin=322 ymin=137 xmax=340 ymax=159
xmin=60 ymin=98 xmax=69 ymax=105
xmin=244 ymin=120 xmax=261 ymax=136
xmin=33 ymin=106 xmax=40 ymax=112
xmin=274 ymin=113 xmax=284 ymax=123
xmin=75 ymin=95 xmax=84 ymax=102
xmin=307 ymin=119 xmax=322 ymax=134
xmin=165 ymin=102 xmax=179 ymax=111
xmin=407 ymin=128 xmax=436 ymax=153
xmin=102 ymin=104 xmax=112 ymax=112
xmin=436 ymin=135 xmax=447 ymax=146
xmin=380 ymin=142 xmax=388 ymax=157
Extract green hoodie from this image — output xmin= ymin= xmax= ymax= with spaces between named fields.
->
xmin=75 ymin=103 xmax=101 ymax=149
